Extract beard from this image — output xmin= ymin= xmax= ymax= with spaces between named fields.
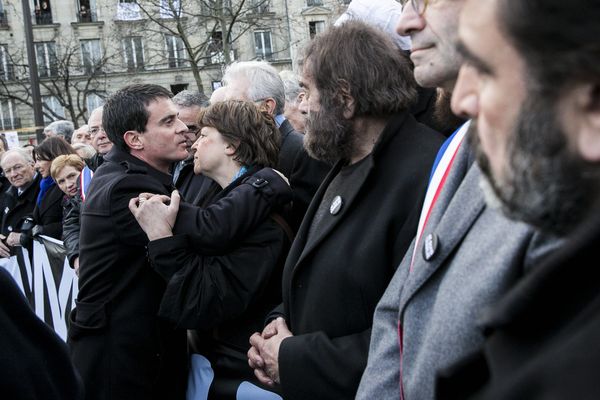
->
xmin=303 ymin=98 xmax=355 ymax=165
xmin=470 ymin=95 xmax=598 ymax=236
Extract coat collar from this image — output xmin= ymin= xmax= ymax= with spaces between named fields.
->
xmin=290 ymin=111 xmax=411 ymax=270
xmin=104 ymin=147 xmax=174 ymax=189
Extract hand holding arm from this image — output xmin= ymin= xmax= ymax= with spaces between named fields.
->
xmin=129 ymin=190 xmax=180 ymax=241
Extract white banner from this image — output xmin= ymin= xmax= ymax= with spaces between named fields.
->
xmin=0 ymin=235 xmax=78 ymax=341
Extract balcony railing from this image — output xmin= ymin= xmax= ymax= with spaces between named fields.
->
xmin=77 ymin=9 xmax=98 ymax=23
xmin=33 ymin=11 xmax=53 ymax=25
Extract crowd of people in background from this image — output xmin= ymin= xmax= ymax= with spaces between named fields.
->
xmin=1 ymin=0 xmax=600 ymax=398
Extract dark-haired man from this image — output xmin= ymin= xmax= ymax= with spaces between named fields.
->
xmin=247 ymin=21 xmax=444 ymax=399
xmin=70 ymin=84 xmax=292 ymax=400
xmin=357 ymin=1 xmax=558 ymax=399
xmin=437 ymin=0 xmax=600 ymax=397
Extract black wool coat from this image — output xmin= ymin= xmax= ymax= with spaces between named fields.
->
xmin=0 ymin=268 xmax=84 ymax=400
xmin=278 ymin=119 xmax=331 ymax=232
xmin=32 ymin=183 xmax=64 ymax=239
xmin=273 ymin=112 xmax=444 ymax=399
xmin=0 ymin=173 xmax=41 ymax=236
xmin=150 ymin=167 xmax=293 ymax=399
xmin=70 ymin=148 xmax=292 ymax=400
xmin=437 ymin=210 xmax=600 ymax=400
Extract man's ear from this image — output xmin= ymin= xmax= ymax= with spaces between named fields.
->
xmin=573 ymin=83 xmax=600 ymax=162
xmin=337 ymin=79 xmax=356 ymax=119
xmin=123 ymin=130 xmax=144 ymax=151
xmin=262 ymin=98 xmax=277 ymax=116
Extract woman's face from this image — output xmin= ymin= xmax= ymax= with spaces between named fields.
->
xmin=191 ymin=126 xmax=232 ymax=178
xmin=35 ymin=158 xmax=52 ymax=178
xmin=55 ymin=165 xmax=81 ymax=197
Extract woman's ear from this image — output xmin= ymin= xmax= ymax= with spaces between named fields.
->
xmin=123 ymin=130 xmax=144 ymax=151
xmin=224 ymin=141 xmax=238 ymax=156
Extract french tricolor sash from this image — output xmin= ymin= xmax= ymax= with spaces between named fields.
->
xmin=410 ymin=121 xmax=471 ymax=268
xmin=79 ymin=165 xmax=94 ymax=201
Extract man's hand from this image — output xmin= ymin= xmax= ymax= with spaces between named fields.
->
xmin=128 ymin=190 xmax=180 ymax=241
xmin=74 ymin=257 xmax=80 ymax=277
xmin=248 ymin=318 xmax=293 ymax=385
xmin=0 ymin=234 xmax=10 ymax=258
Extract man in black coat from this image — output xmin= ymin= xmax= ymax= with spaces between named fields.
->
xmin=69 ymin=84 xmax=293 ymax=400
xmin=0 ymin=148 xmax=40 ymax=257
xmin=0 ymin=267 xmax=83 ymax=399
xmin=436 ymin=0 xmax=600 ymax=398
xmin=247 ymin=21 xmax=444 ymax=399
xmin=222 ymin=60 xmax=331 ymax=231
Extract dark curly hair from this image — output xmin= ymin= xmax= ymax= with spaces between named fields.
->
xmin=197 ymin=100 xmax=280 ymax=168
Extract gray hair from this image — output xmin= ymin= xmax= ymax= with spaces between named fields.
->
xmin=172 ymin=90 xmax=209 ymax=108
xmin=222 ymin=61 xmax=286 ymax=115
xmin=72 ymin=143 xmax=97 ymax=159
xmin=1 ymin=148 xmax=34 ymax=166
xmin=279 ymin=70 xmax=303 ymax=106
xmin=45 ymin=120 xmax=75 ymax=139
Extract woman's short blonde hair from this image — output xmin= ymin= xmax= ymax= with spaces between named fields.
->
xmin=50 ymin=154 xmax=85 ymax=180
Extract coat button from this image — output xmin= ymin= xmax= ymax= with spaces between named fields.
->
xmin=422 ymin=233 xmax=439 ymax=261
xmin=330 ymin=196 xmax=343 ymax=215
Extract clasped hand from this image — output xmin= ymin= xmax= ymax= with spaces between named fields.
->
xmin=128 ymin=190 xmax=180 ymax=241
xmin=248 ymin=317 xmax=293 ymax=386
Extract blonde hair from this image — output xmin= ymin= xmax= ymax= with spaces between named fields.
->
xmin=50 ymin=154 xmax=85 ymax=180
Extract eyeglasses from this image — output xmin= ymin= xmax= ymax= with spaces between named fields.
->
xmin=89 ymin=126 xmax=105 ymax=136
xmin=3 ymin=164 xmax=27 ymax=175
xmin=408 ymin=0 xmax=429 ymax=16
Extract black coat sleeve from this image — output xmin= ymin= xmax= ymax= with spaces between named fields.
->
xmin=173 ymin=168 xmax=293 ymax=253
xmin=62 ymin=195 xmax=82 ymax=268
xmin=278 ymin=328 xmax=372 ymax=400
xmin=0 ymin=268 xmax=84 ymax=399
xmin=149 ymin=222 xmax=287 ymax=330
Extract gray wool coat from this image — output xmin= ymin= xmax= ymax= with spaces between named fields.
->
xmin=356 ymin=127 xmax=561 ymax=400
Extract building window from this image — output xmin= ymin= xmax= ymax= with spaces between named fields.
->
xmin=35 ymin=41 xmax=58 ymax=78
xmin=86 ymin=92 xmax=105 ymax=112
xmin=165 ymin=34 xmax=186 ymax=68
xmin=0 ymin=44 xmax=13 ymax=80
xmin=306 ymin=0 xmax=322 ymax=6
xmin=77 ymin=0 xmax=97 ymax=22
xmin=0 ymin=99 xmax=20 ymax=130
xmin=0 ymin=4 xmax=8 ymax=27
xmin=42 ymin=95 xmax=65 ymax=123
xmin=250 ymin=0 xmax=269 ymax=13
xmin=116 ymin=0 xmax=140 ymax=20
xmin=254 ymin=31 xmax=272 ymax=60
xmin=80 ymin=39 xmax=102 ymax=74
xmin=206 ymin=31 xmax=224 ymax=64
xmin=309 ymin=20 xmax=325 ymax=39
xmin=160 ymin=0 xmax=180 ymax=18
xmin=34 ymin=0 xmax=53 ymax=24
xmin=122 ymin=36 xmax=144 ymax=71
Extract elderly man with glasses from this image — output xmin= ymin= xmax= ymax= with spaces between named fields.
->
xmin=0 ymin=149 xmax=40 ymax=258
